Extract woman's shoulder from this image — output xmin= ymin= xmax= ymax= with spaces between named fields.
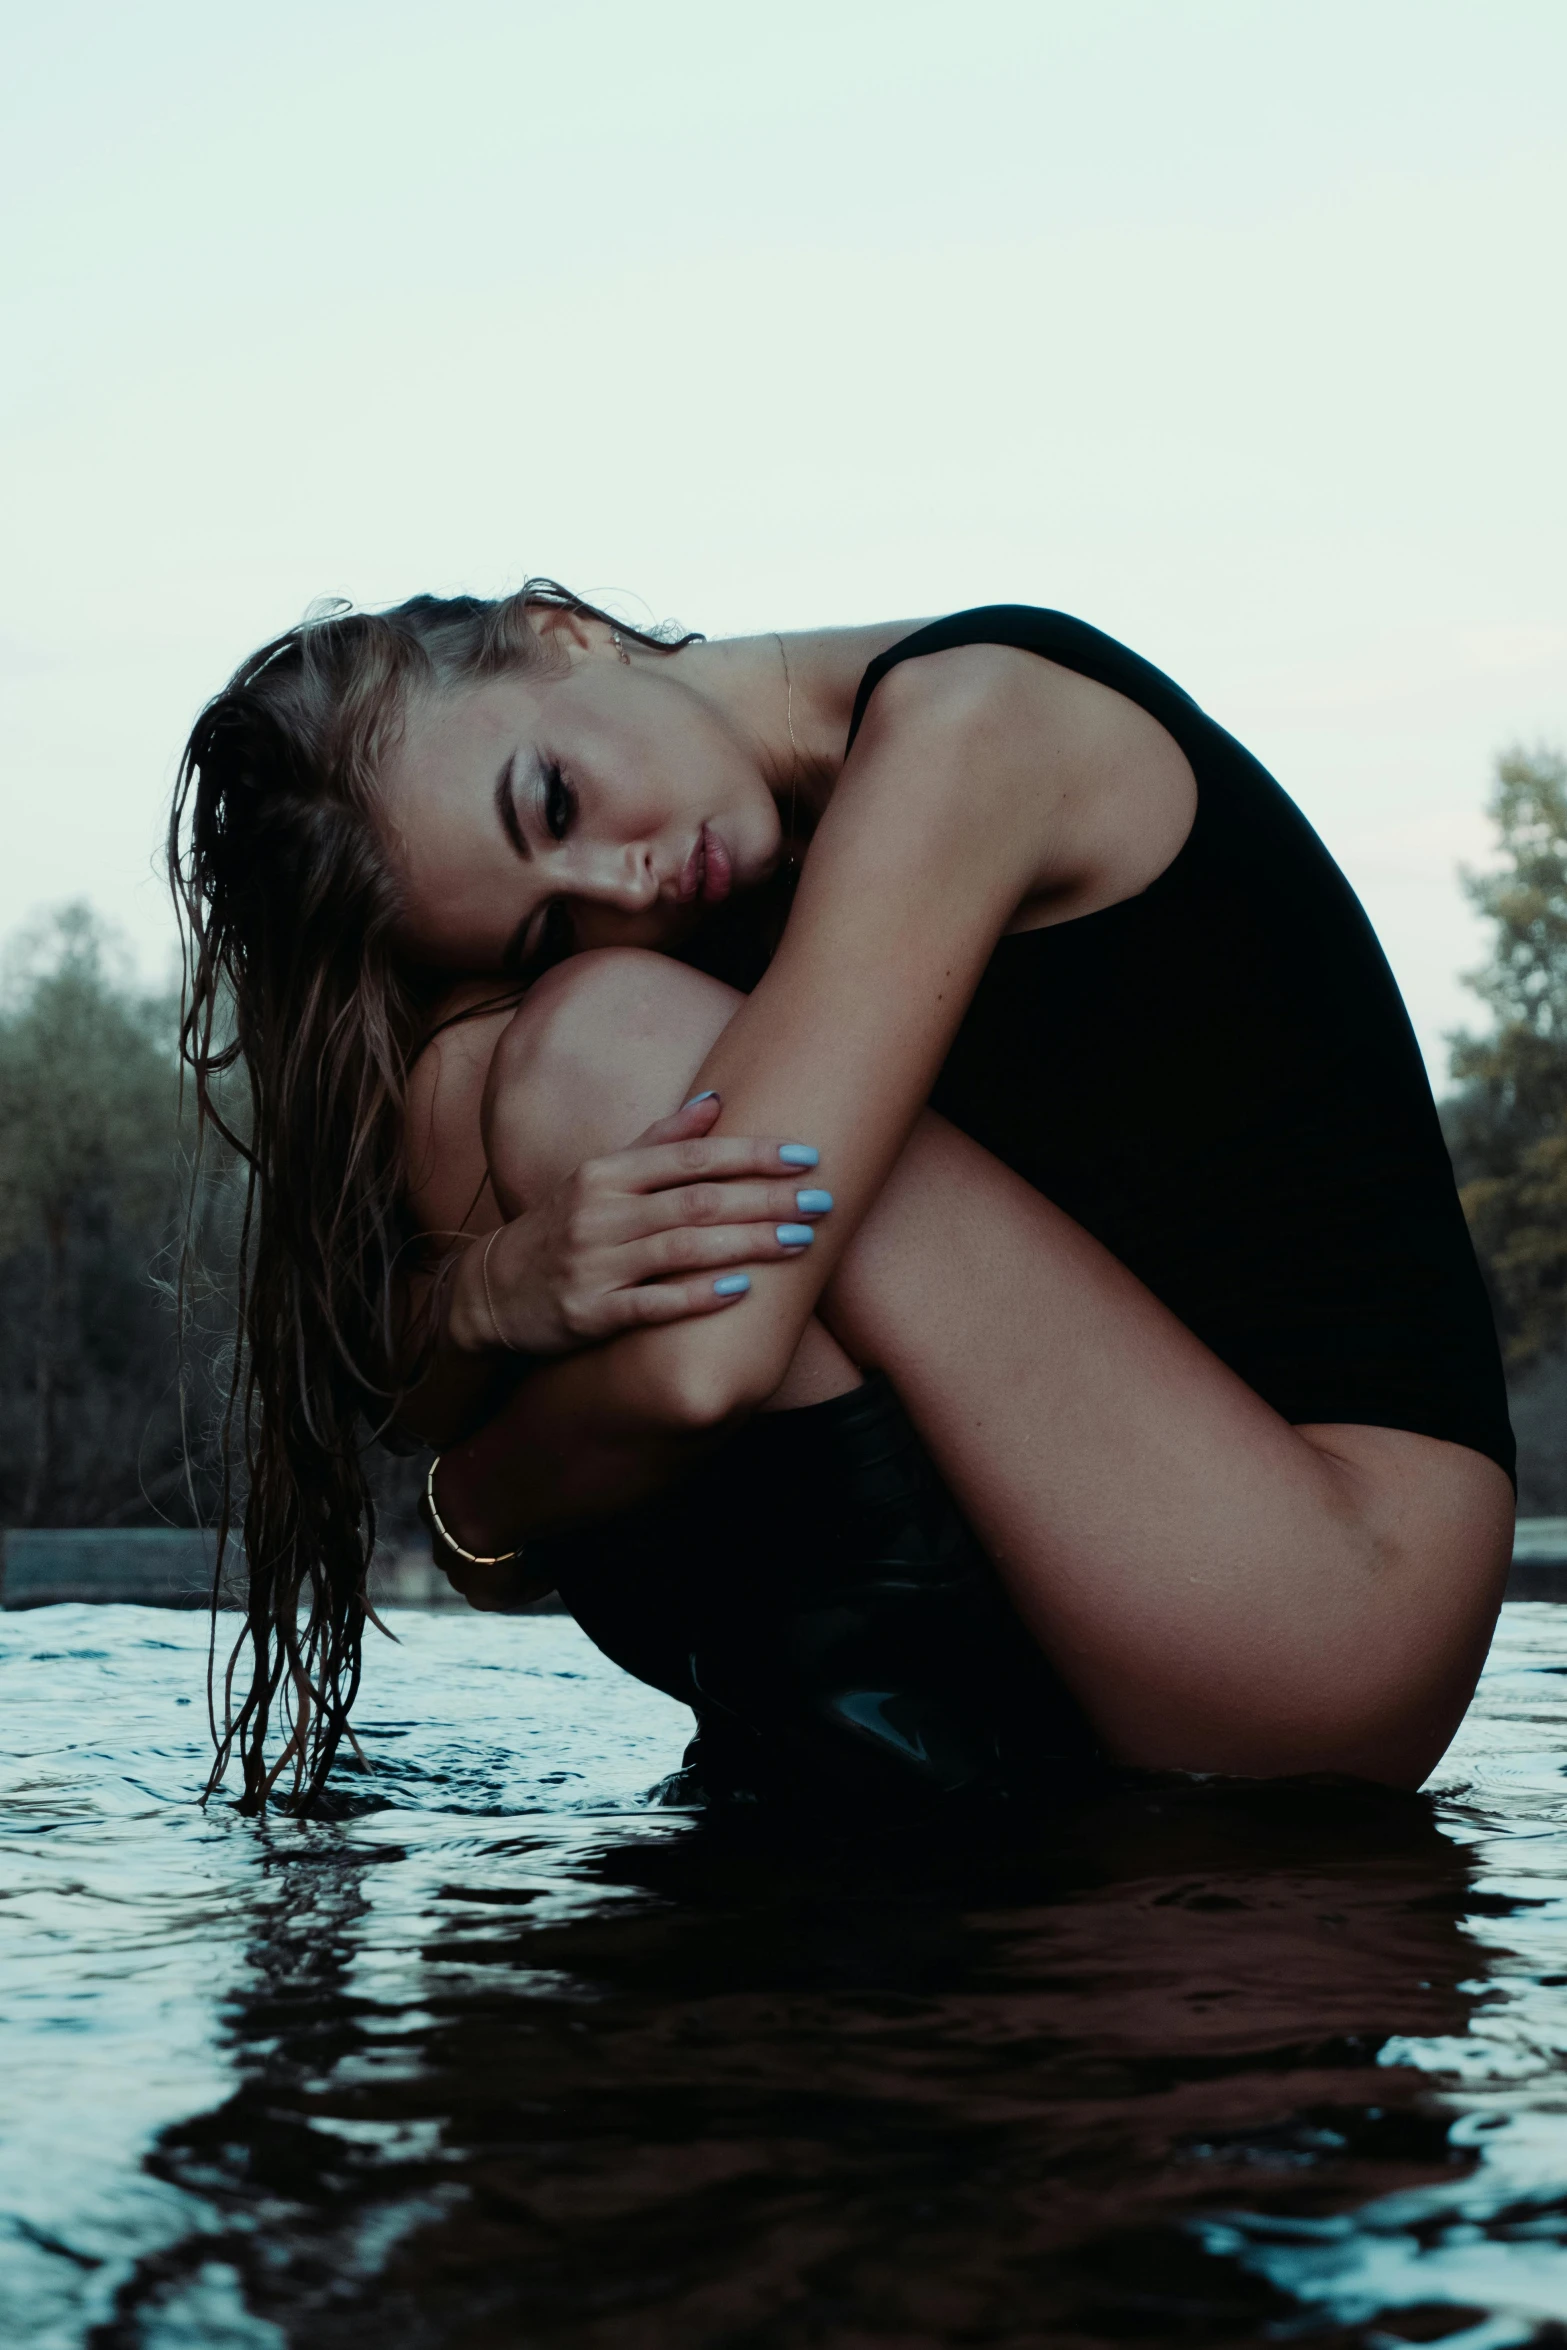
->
xmin=845 ymin=606 xmax=1207 ymax=757
xmin=842 ymin=610 xmax=1199 ymax=925
xmin=848 ymin=608 xmax=1195 ymax=794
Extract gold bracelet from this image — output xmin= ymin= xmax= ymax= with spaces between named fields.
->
xmin=424 ymin=1458 xmax=527 ymax=1569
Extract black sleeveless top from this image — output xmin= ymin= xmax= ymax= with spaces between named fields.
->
xmin=845 ymin=607 xmax=1514 ymax=1482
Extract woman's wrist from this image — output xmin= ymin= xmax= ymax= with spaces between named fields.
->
xmin=447 ymin=1229 xmax=516 ymax=1356
xmin=422 ymin=1456 xmax=559 ymax=1609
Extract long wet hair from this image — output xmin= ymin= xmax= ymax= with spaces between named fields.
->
xmin=169 ymin=580 xmax=699 ymax=1812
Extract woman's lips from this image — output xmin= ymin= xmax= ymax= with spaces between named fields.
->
xmin=700 ymin=824 xmax=733 ymax=905
xmin=677 ymin=824 xmax=733 ymax=907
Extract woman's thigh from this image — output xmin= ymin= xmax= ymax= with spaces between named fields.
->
xmin=826 ymin=1111 xmax=1514 ymax=1788
xmin=487 ymin=949 xmax=1514 ymax=1789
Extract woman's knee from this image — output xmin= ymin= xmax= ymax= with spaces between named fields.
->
xmin=482 ymin=949 xmax=742 ymax=1206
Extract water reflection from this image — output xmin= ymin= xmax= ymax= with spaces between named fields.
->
xmin=7 ymin=1606 xmax=1567 ymax=2347
xmin=115 ymin=1791 xmax=1487 ymax=2342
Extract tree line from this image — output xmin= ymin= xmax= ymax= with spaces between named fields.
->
xmin=1444 ymin=748 xmax=1567 ymax=1361
xmin=2 ymin=751 xmax=1566 ymax=1530
xmin=0 ymin=906 xmax=223 ymax=1526
xmin=0 ymin=905 xmax=434 ymax=1537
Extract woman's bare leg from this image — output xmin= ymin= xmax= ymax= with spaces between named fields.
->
xmin=488 ymin=950 xmax=1515 ymax=1788
xmin=826 ymin=1116 xmax=1512 ymax=1787
xmin=482 ymin=951 xmax=863 ymax=1418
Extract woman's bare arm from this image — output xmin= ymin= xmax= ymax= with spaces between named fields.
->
xmin=434 ymin=645 xmax=1154 ymax=1544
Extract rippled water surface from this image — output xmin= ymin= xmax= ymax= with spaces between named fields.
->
xmin=8 ymin=1602 xmax=1567 ymax=2346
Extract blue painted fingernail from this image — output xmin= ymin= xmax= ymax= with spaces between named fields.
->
xmin=778 ymin=1143 xmax=819 ymax=1168
xmin=776 ymin=1223 xmax=814 ymax=1248
xmin=683 ymin=1090 xmax=718 ymax=1108
xmin=713 ymin=1273 xmax=750 ymax=1296
xmin=795 ymin=1189 xmax=833 ymax=1216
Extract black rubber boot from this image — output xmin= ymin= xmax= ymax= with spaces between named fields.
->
xmin=681 ymin=1376 xmax=1099 ymax=1812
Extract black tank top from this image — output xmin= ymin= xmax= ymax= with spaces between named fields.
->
xmin=845 ymin=607 xmax=1514 ymax=1483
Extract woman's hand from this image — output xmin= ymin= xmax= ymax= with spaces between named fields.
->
xmin=445 ymin=1092 xmax=830 ymax=1358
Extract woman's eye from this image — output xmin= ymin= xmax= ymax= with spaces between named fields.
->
xmin=543 ymin=761 xmax=574 ymax=842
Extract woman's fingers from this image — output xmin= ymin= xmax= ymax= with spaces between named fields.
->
xmin=518 ymin=1099 xmax=830 ymax=1348
xmin=620 ymin=1177 xmax=834 ymax=1237
xmin=557 ymin=1219 xmax=821 ymax=1341
xmin=620 ymin=1219 xmax=822 ymax=1283
xmin=585 ymin=1091 xmax=826 ymax=1203
xmin=608 ymin=1271 xmax=760 ymax=1328
xmin=555 ymin=1262 xmax=762 ymax=1343
xmin=631 ymin=1093 xmax=725 ymax=1151
xmin=597 ymin=1136 xmax=822 ymax=1196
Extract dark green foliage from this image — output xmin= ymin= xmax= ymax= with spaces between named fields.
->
xmin=0 ymin=903 xmax=428 ymax=1542
xmin=0 ymin=906 xmax=227 ymax=1526
xmin=1446 ymin=748 xmax=1567 ymax=1368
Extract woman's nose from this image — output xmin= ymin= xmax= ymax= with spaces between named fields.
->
xmin=577 ymin=839 xmax=658 ymax=911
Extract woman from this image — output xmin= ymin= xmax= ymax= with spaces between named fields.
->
xmin=172 ymin=585 xmax=1514 ymax=1814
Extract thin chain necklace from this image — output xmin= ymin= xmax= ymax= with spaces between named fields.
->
xmin=774 ymin=632 xmax=800 ymax=880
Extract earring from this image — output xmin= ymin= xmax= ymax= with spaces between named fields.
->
xmin=611 ymin=629 xmax=631 ymax=665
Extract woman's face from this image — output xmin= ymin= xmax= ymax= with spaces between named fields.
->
xmin=380 ymin=644 xmax=783 ymax=978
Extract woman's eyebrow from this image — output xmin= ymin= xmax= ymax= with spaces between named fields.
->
xmin=494 ymin=752 xmax=530 ymax=860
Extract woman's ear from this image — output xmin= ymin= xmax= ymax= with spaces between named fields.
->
xmin=527 ymin=603 xmax=615 ymax=661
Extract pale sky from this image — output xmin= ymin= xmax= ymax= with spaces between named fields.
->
xmin=3 ymin=0 xmax=1563 ymax=1077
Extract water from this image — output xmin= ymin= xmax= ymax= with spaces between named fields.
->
xmin=6 ymin=1607 xmax=1567 ymax=2348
